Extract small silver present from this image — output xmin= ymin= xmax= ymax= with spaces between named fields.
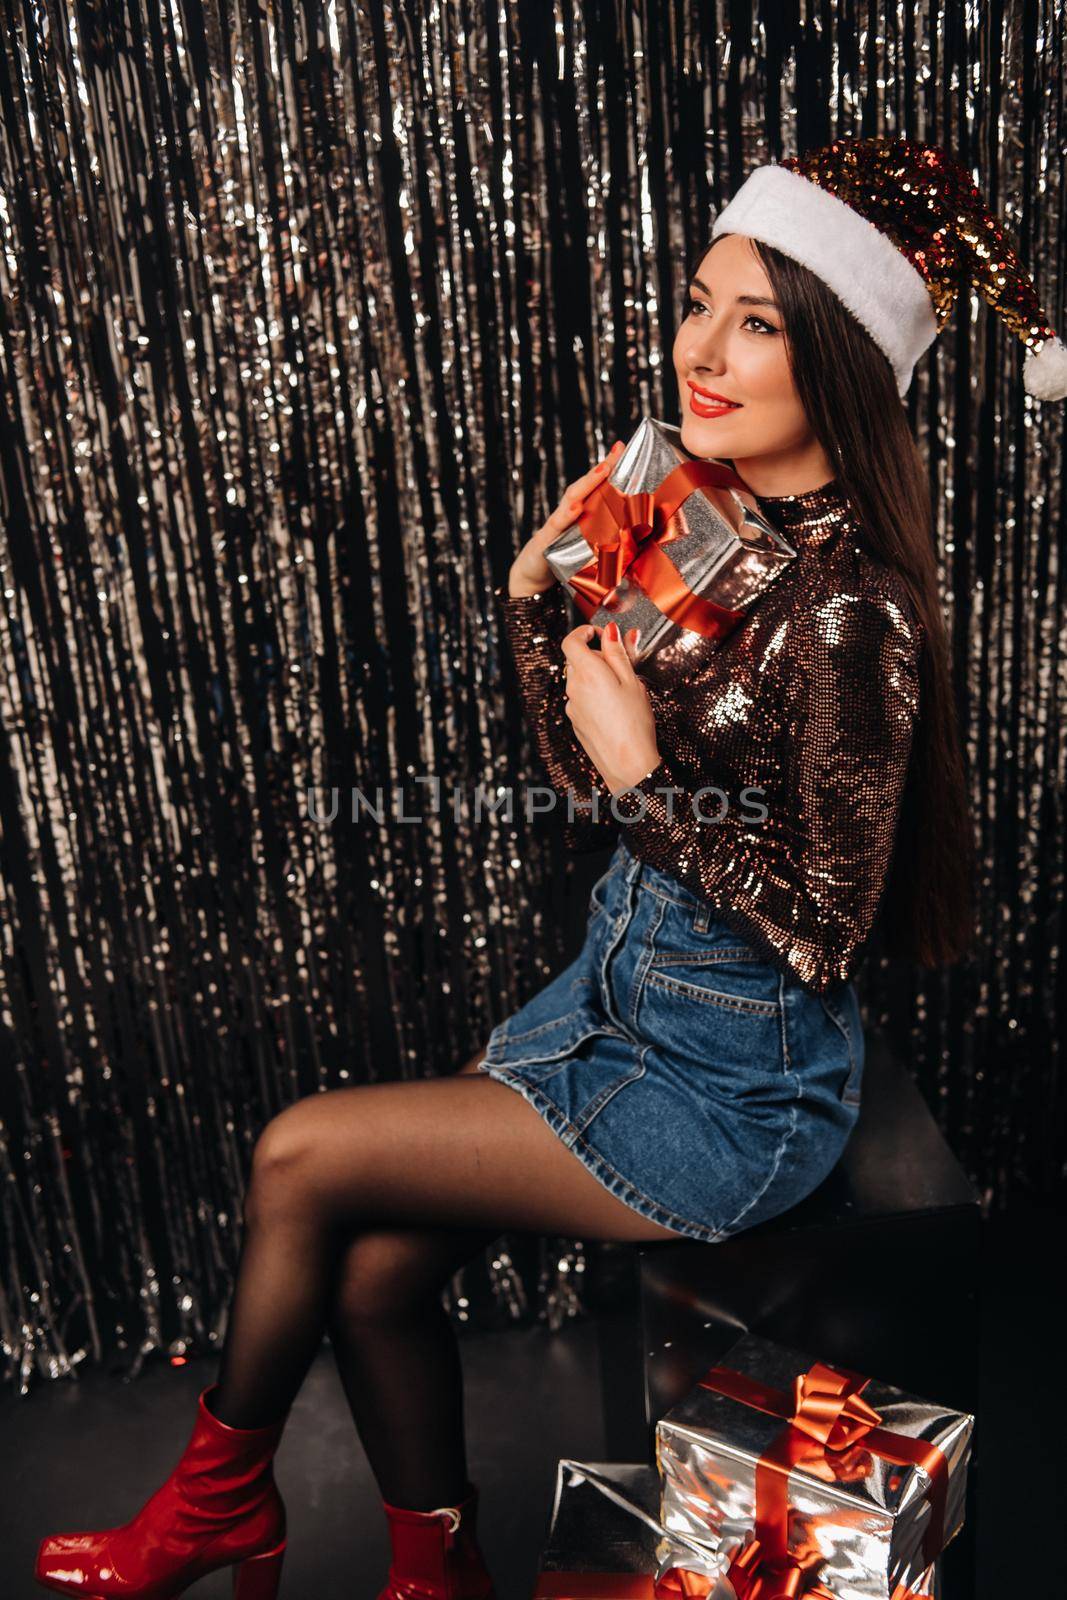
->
xmin=544 ymin=417 xmax=796 ymax=664
xmin=534 ymin=1459 xmax=731 ymax=1598
xmin=656 ymin=1333 xmax=970 ymax=1600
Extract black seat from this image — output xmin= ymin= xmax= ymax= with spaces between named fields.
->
xmin=593 ymin=1030 xmax=982 ymax=1599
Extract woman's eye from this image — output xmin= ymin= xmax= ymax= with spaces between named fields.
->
xmin=685 ymin=296 xmax=777 ymax=334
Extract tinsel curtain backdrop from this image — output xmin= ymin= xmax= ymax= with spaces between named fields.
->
xmin=0 ymin=0 xmax=1062 ymax=1396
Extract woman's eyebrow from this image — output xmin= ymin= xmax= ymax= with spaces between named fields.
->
xmin=687 ymin=276 xmax=779 ymax=308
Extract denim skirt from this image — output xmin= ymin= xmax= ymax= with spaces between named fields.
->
xmin=478 ymin=836 xmax=864 ymax=1243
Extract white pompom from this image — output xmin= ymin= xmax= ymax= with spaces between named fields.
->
xmin=1023 ymin=336 xmax=1067 ymax=400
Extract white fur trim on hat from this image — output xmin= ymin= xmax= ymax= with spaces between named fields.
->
xmin=711 ymin=164 xmax=939 ymax=398
xmin=1023 ymin=336 xmax=1067 ymax=400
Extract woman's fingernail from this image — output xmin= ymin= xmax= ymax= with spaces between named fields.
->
xmin=606 ymin=621 xmax=619 ymax=641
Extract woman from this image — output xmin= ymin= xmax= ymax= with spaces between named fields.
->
xmin=35 ymin=136 xmax=1064 ymax=1600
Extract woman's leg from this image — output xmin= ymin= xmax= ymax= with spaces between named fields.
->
xmin=323 ymin=1220 xmax=496 ymax=1509
xmin=211 ymin=1046 xmax=682 ymax=1445
xmin=322 ymin=1049 xmax=503 ymax=1509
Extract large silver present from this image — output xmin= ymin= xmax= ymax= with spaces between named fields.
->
xmin=656 ymin=1333 xmax=970 ymax=1600
xmin=544 ymin=417 xmax=796 ymax=664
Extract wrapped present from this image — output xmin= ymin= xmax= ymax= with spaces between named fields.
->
xmin=543 ymin=417 xmax=796 ymax=664
xmin=656 ymin=1333 xmax=971 ymax=1600
xmin=534 ymin=1459 xmax=729 ymax=1599
xmin=534 ymin=1459 xmax=941 ymax=1600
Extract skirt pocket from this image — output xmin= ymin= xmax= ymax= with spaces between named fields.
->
xmin=643 ymin=891 xmax=783 ymax=1018
xmin=637 ymin=958 xmax=785 ymax=1089
xmin=643 ymin=957 xmax=780 ymax=1017
xmin=631 ymin=886 xmax=785 ymax=1086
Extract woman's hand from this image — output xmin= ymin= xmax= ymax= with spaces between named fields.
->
xmin=562 ymin=619 xmax=661 ymax=796
xmin=508 ymin=441 xmax=625 ymax=598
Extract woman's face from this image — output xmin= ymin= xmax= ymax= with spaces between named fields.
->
xmin=672 ymin=233 xmax=834 ymax=495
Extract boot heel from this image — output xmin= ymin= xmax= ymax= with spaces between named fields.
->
xmin=233 ymin=1539 xmax=286 ymax=1600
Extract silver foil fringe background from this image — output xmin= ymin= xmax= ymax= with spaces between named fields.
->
xmin=0 ymin=1 xmax=1063 ymax=1394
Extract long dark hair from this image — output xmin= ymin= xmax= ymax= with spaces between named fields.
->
xmin=692 ymin=234 xmax=976 ymax=976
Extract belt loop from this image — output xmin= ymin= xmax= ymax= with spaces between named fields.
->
xmin=693 ymin=901 xmax=713 ymax=932
xmin=625 ymin=851 xmax=642 ymax=886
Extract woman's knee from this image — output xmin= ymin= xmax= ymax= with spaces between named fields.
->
xmin=245 ymin=1097 xmax=328 ymax=1220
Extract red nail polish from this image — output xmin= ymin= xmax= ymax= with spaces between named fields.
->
xmin=607 ymin=621 xmax=619 ymax=641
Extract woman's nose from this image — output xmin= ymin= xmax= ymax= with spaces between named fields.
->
xmin=683 ymin=342 xmax=726 ymax=373
xmin=681 ymin=322 xmax=727 ymax=372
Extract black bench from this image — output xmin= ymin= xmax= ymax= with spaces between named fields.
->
xmin=593 ymin=1029 xmax=982 ymax=1599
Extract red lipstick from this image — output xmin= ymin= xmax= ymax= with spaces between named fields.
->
xmin=687 ymin=381 xmax=742 ymax=419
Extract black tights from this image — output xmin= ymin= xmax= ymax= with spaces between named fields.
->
xmin=211 ymin=1051 xmax=682 ymax=1509
xmin=322 ymin=1225 xmax=497 ymax=1508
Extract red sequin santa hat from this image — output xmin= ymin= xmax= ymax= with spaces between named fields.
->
xmin=710 ymin=135 xmax=1067 ymax=401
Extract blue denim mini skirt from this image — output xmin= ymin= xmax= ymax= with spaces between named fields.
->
xmin=478 ymin=836 xmax=864 ymax=1243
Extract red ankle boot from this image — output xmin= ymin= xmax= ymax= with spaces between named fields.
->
xmin=376 ymin=1481 xmax=496 ymax=1599
xmin=34 ymin=1382 xmax=287 ymax=1599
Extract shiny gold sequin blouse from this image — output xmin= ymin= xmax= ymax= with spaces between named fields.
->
xmin=495 ymin=479 xmax=924 ymax=997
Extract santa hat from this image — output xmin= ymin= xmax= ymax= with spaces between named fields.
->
xmin=710 ymin=135 xmax=1067 ymax=401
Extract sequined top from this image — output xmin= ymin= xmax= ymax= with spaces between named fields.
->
xmin=495 ymin=478 xmax=924 ymax=996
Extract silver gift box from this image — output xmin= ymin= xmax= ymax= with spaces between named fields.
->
xmin=536 ymin=1458 xmax=941 ymax=1599
xmin=544 ymin=417 xmax=796 ymax=664
xmin=656 ymin=1333 xmax=970 ymax=1600
xmin=535 ymin=1459 xmax=731 ymax=1598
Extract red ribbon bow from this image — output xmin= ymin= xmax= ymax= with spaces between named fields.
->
xmin=787 ymin=1362 xmax=883 ymax=1449
xmin=565 ymin=458 xmax=751 ymax=640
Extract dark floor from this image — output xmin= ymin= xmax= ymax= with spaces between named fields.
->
xmin=3 ymin=1207 xmax=1061 ymax=1599
xmin=4 ymin=1316 xmax=606 ymax=1600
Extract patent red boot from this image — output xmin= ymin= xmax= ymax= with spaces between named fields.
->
xmin=34 ymin=1382 xmax=287 ymax=1599
xmin=376 ymin=1481 xmax=496 ymax=1599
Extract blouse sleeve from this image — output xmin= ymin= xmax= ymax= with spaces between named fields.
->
xmin=611 ymin=586 xmax=924 ymax=992
xmin=494 ymin=581 xmax=619 ymax=853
